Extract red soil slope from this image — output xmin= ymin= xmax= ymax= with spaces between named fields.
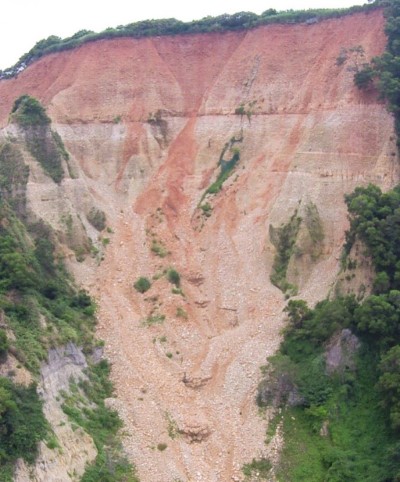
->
xmin=1 ymin=9 xmax=398 ymax=482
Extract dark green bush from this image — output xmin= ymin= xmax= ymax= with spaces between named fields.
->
xmin=0 ymin=330 xmax=8 ymax=356
xmin=242 ymin=458 xmax=272 ymax=478
xmin=167 ymin=269 xmax=180 ymax=287
xmin=354 ymin=64 xmax=375 ymax=89
xmin=0 ymin=379 xmax=47 ymax=466
xmin=11 ymin=95 xmax=50 ymax=126
xmin=206 ymin=147 xmax=240 ymax=195
xmin=134 ymin=277 xmax=151 ymax=293
xmin=24 ymin=127 xmax=64 ymax=184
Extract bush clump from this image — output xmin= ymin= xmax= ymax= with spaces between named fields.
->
xmin=167 ymin=269 xmax=180 ymax=287
xmin=87 ymin=208 xmax=106 ymax=231
xmin=11 ymin=95 xmax=50 ymax=126
xmin=11 ymin=96 xmax=66 ymax=184
xmin=0 ymin=379 xmax=48 ymax=473
xmin=269 ymin=211 xmax=301 ymax=295
xmin=134 ymin=277 xmax=151 ymax=293
xmin=0 ymin=330 xmax=9 ymax=356
xmin=151 ymin=240 xmax=169 ymax=258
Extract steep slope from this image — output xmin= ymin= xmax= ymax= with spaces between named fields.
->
xmin=0 ymin=9 xmax=398 ymax=481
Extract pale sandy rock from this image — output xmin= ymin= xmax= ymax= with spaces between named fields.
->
xmin=14 ymin=344 xmax=97 ymax=482
xmin=0 ymin=9 xmax=398 ymax=482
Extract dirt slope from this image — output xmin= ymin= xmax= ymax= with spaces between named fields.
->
xmin=0 ymin=9 xmax=398 ymax=482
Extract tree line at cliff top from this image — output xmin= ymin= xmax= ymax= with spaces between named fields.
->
xmin=0 ymin=2 xmax=382 ymax=79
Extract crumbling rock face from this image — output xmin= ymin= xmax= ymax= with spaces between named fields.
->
xmin=178 ymin=421 xmax=212 ymax=444
xmin=182 ymin=373 xmax=212 ymax=389
xmin=257 ymin=371 xmax=305 ymax=409
xmin=39 ymin=342 xmax=88 ymax=395
xmin=14 ymin=344 xmax=97 ymax=482
xmin=0 ymin=9 xmax=398 ymax=482
xmin=325 ymin=328 xmax=361 ymax=375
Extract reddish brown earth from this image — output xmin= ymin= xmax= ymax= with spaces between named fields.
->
xmin=1 ymin=9 xmax=399 ymax=482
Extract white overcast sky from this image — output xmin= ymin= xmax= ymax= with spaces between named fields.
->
xmin=0 ymin=0 xmax=366 ymax=70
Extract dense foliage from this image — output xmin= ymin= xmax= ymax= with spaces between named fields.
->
xmin=11 ymin=95 xmax=66 ymax=184
xmin=0 ymin=380 xmax=48 ymax=480
xmin=0 ymin=197 xmax=135 ymax=480
xmin=0 ymin=204 xmax=96 ymax=478
xmin=354 ymin=0 xmax=400 ymax=142
xmin=0 ymin=4 xmax=379 ymax=80
xmin=0 ymin=207 xmax=96 ymax=372
xmin=10 ymin=95 xmax=50 ymax=126
xmin=261 ymin=184 xmax=400 ymax=481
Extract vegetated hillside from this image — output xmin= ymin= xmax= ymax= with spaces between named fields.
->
xmin=0 ymin=6 xmax=398 ymax=482
xmin=0 ymin=97 xmax=137 ymax=482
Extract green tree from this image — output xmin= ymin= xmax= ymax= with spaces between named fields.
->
xmin=355 ymin=294 xmax=399 ymax=339
xmin=133 ymin=277 xmax=151 ymax=293
xmin=378 ymin=345 xmax=400 ymax=430
xmin=284 ymin=299 xmax=311 ymax=329
xmin=0 ymin=330 xmax=8 ymax=356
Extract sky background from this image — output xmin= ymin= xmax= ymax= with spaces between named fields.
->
xmin=1 ymin=0 xmax=367 ymax=70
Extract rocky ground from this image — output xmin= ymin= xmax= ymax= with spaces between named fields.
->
xmin=0 ymin=8 xmax=398 ymax=481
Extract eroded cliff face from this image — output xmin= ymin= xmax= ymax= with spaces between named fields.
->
xmin=0 ymin=9 xmax=398 ymax=482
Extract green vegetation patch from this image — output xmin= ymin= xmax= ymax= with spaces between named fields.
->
xmin=142 ymin=314 xmax=165 ymax=326
xmin=199 ymin=202 xmax=212 ymax=217
xmin=353 ymin=1 xmax=400 ymax=145
xmin=11 ymin=96 xmax=66 ymax=184
xmin=242 ymin=458 xmax=272 ymax=480
xmin=134 ymin=277 xmax=151 ymax=293
xmin=167 ymin=268 xmax=180 ymax=287
xmin=206 ymin=147 xmax=240 ymax=195
xmin=61 ymin=360 xmax=138 ymax=482
xmin=0 ymin=209 xmax=97 ymax=372
xmin=10 ymin=95 xmax=50 ymax=126
xmin=176 ymin=306 xmax=188 ymax=319
xmin=0 ymin=379 xmax=48 ymax=479
xmin=269 ymin=210 xmax=301 ymax=295
xmin=151 ymin=240 xmax=169 ymax=258
xmin=258 ymin=183 xmax=400 ymax=481
xmin=235 ymin=100 xmax=258 ymax=123
xmin=304 ymin=202 xmax=324 ymax=247
xmin=200 ymin=135 xmax=243 ymax=205
xmin=166 ymin=412 xmax=179 ymax=439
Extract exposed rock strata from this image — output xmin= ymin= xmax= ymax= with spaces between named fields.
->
xmin=14 ymin=344 xmax=97 ymax=482
xmin=0 ymin=9 xmax=398 ymax=481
